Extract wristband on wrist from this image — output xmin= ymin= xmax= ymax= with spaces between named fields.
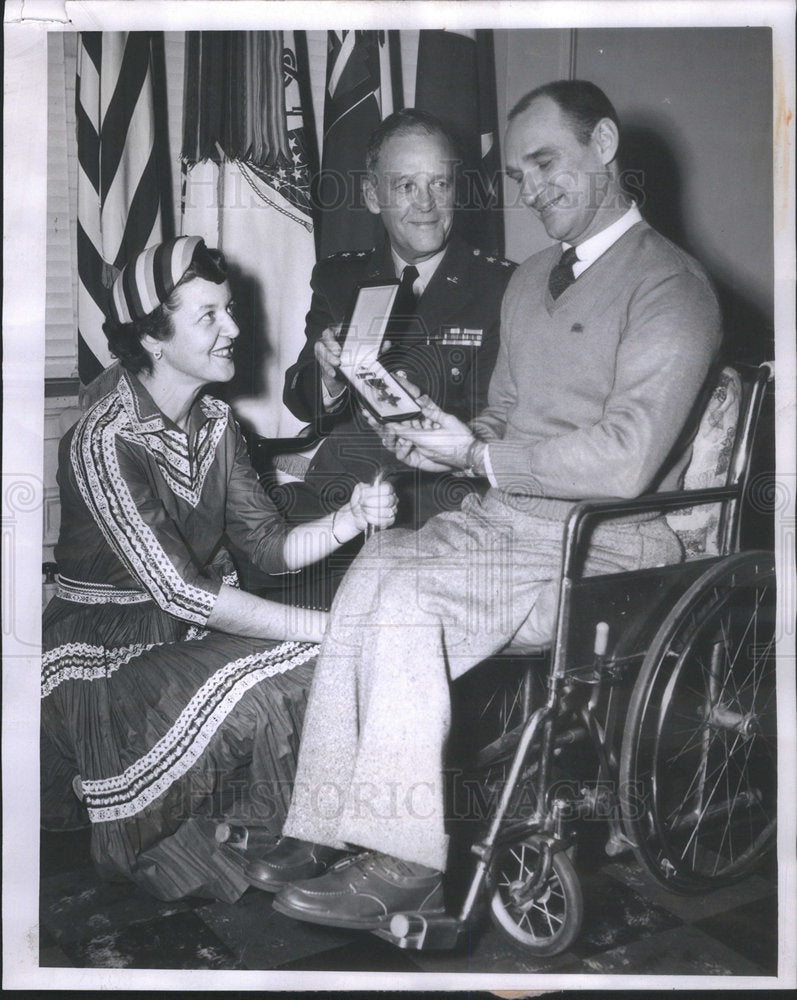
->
xmin=330 ymin=509 xmax=346 ymax=545
xmin=463 ymin=438 xmax=482 ymax=477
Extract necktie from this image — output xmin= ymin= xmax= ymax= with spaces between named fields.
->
xmin=388 ymin=264 xmax=419 ymax=338
xmin=548 ymin=246 xmax=578 ymax=300
xmin=394 ymin=264 xmax=419 ymax=315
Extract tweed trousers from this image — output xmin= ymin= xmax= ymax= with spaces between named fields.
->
xmin=282 ymin=489 xmax=682 ymax=871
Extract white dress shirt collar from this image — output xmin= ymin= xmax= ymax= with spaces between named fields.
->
xmin=565 ymin=203 xmax=643 ymax=278
xmin=391 ymin=246 xmax=447 ymax=296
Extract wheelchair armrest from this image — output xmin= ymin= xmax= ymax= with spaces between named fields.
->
xmin=560 ymin=485 xmax=740 ymax=581
xmin=562 ymin=487 xmax=742 ymax=578
xmin=546 ymin=484 xmax=741 ymax=680
xmin=247 ymin=425 xmax=327 ymax=473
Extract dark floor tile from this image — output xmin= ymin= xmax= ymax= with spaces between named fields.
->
xmin=572 ymin=868 xmax=683 ymax=956
xmin=694 ymin=892 xmax=778 ymax=974
xmin=274 ymin=933 xmax=425 ymax=973
xmin=37 ymin=819 xmax=778 ymax=977
xmin=60 ymin=909 xmax=241 ymax=969
xmin=408 ymin=919 xmax=585 ymax=975
xmin=602 ymin=858 xmax=776 ymax=922
xmin=40 ymin=827 xmax=93 ymax=878
xmin=582 ymin=924 xmax=766 ymax=976
xmin=40 ymin=866 xmax=200 ymax=946
xmin=197 ymin=888 xmax=352 ymax=969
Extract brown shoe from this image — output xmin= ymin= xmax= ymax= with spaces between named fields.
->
xmin=244 ymin=837 xmax=347 ymax=892
xmin=272 ymin=851 xmax=444 ymax=930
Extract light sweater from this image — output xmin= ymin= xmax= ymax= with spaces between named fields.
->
xmin=471 ymin=221 xmax=722 ymax=516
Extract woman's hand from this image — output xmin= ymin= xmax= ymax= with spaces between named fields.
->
xmin=346 ymin=479 xmax=398 ymax=531
xmin=286 ymin=480 xmax=396 ymax=567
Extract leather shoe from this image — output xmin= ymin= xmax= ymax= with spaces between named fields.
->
xmin=244 ymin=836 xmax=346 ymax=892
xmin=272 ymin=851 xmax=444 ymax=930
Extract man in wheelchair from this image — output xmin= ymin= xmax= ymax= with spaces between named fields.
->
xmin=245 ymin=79 xmax=724 ymax=933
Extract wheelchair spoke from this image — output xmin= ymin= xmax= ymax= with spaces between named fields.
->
xmin=620 ymin=553 xmax=777 ymax=890
xmin=677 ymin=728 xmax=750 ymax=869
xmin=490 ymin=836 xmax=583 ymax=955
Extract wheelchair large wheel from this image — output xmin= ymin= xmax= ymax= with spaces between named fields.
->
xmin=620 ymin=551 xmax=776 ymax=892
xmin=490 ymin=836 xmax=583 ymax=956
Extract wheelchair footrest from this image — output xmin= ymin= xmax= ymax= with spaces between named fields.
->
xmin=372 ymin=911 xmax=462 ymax=950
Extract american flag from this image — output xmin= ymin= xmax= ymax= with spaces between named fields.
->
xmin=76 ymin=32 xmax=165 ymax=383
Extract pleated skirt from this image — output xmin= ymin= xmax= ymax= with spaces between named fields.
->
xmin=41 ymin=596 xmax=316 ymax=902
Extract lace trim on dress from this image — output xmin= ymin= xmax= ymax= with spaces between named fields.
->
xmin=41 ymin=641 xmax=165 ymax=697
xmin=56 ymin=575 xmax=151 ymax=605
xmin=70 ymin=394 xmax=215 ymax=624
xmin=116 ymin=375 xmax=229 ymax=507
xmin=76 ymin=640 xmax=317 ymax=822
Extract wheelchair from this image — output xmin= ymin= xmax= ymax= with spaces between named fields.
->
xmin=248 ymin=361 xmax=776 ymax=957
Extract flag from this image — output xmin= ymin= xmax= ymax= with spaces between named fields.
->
xmin=182 ymin=31 xmax=317 ymax=437
xmin=316 ymin=31 xmax=398 ymax=258
xmin=76 ymin=32 xmax=166 ymax=383
xmin=415 ymin=30 xmax=504 ymax=256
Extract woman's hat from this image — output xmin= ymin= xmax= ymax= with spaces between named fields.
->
xmin=109 ymin=236 xmax=205 ymax=325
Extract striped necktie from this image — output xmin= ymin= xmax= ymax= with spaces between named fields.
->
xmin=548 ymin=246 xmax=578 ymax=300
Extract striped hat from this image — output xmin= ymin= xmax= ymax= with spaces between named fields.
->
xmin=109 ymin=236 xmax=205 ymax=325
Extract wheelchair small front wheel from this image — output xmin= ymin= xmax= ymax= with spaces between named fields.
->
xmin=489 ymin=835 xmax=583 ymax=956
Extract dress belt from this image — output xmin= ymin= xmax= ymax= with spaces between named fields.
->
xmin=56 ymin=574 xmax=151 ymax=605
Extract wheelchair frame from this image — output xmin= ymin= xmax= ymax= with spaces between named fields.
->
xmin=370 ymin=361 xmax=777 ymax=955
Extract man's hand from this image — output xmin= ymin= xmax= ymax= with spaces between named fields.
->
xmin=365 ymin=393 xmax=475 ymax=471
xmin=314 ymin=326 xmax=344 ymax=396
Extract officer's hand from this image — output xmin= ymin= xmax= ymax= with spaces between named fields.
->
xmin=314 ymin=326 xmax=344 ymax=394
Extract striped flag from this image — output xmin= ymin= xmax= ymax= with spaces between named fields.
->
xmin=76 ymin=32 xmax=165 ymax=383
xmin=317 ymin=31 xmax=399 ymax=258
xmin=415 ymin=30 xmax=504 ymax=256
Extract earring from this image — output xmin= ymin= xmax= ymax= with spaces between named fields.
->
xmin=153 ymin=349 xmax=162 ymax=361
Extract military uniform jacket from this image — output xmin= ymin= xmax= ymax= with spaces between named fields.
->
xmin=283 ymin=234 xmax=515 ymax=482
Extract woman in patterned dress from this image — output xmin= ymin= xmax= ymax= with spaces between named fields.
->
xmin=41 ymin=237 xmax=396 ymax=902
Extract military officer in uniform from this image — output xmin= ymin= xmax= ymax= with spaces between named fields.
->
xmin=248 ymin=109 xmax=514 ymax=605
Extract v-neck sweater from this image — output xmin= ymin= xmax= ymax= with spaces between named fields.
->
xmin=472 ymin=221 xmax=722 ymax=516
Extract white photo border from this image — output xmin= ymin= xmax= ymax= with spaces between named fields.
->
xmin=3 ymin=0 xmax=795 ymax=992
